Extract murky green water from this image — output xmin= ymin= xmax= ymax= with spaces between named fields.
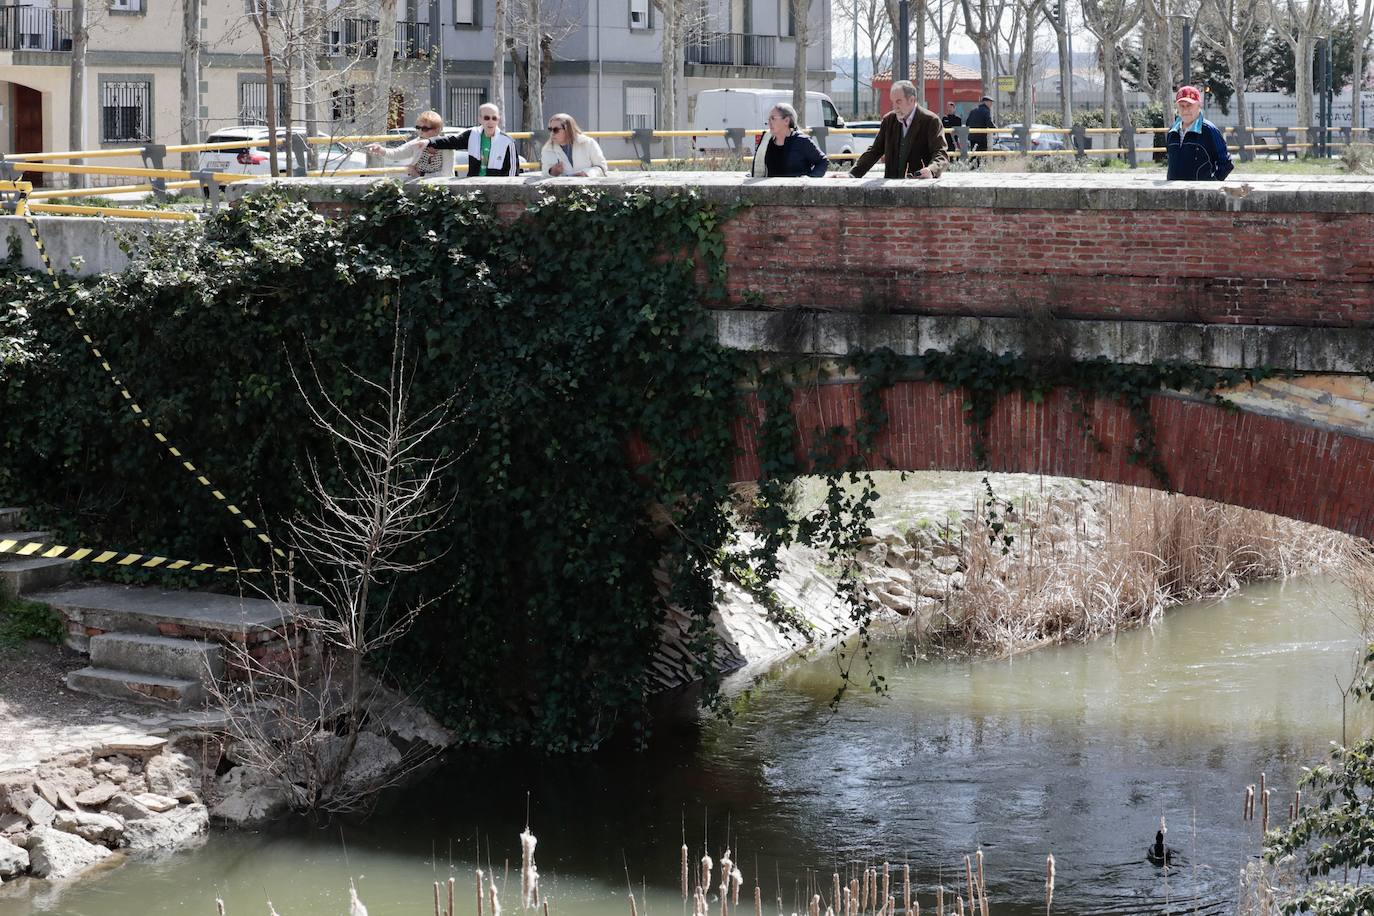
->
xmin=3 ymin=576 xmax=1368 ymax=916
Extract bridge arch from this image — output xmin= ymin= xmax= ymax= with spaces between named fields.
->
xmin=728 ymin=380 xmax=1374 ymax=541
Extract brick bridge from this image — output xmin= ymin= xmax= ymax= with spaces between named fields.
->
xmin=14 ymin=172 xmax=1374 ymax=539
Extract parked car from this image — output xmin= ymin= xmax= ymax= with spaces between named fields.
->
xmin=992 ymin=123 xmax=1068 ymax=152
xmin=691 ymin=88 xmax=855 ymax=158
xmin=197 ymin=126 xmax=367 ymax=175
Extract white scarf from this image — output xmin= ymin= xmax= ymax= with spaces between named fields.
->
xmin=467 ymin=127 xmax=515 ymax=174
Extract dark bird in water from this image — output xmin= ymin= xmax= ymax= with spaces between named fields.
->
xmin=1148 ymin=822 xmax=1176 ymax=865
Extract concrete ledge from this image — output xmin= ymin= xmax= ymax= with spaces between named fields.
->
xmin=227 ymin=171 xmax=1374 ymax=214
xmin=714 ymin=311 xmax=1374 ymax=373
xmin=0 ymin=215 xmax=180 ymax=276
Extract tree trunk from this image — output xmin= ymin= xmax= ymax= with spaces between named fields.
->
xmin=304 ymin=0 xmax=323 ymax=139
xmin=938 ymin=33 xmax=952 ymax=109
xmin=1294 ymin=31 xmax=1315 ymax=130
xmin=1054 ymin=22 xmax=1072 ymax=129
xmin=1018 ymin=2 xmax=1037 ymax=129
xmin=793 ymin=0 xmax=811 ymax=126
xmin=1231 ymin=46 xmax=1250 ymax=155
xmin=1155 ymin=12 xmax=1175 ymax=116
xmin=914 ymin=0 xmax=927 ymax=104
xmin=1102 ymin=40 xmax=1117 ymax=129
xmin=374 ymin=0 xmax=399 ymax=130
xmin=492 ymin=0 xmax=507 ymax=115
xmin=526 ymin=0 xmax=543 ymax=131
xmin=180 ymin=0 xmax=201 ymax=172
xmin=68 ymin=0 xmax=87 ymax=189
xmin=252 ymin=2 xmax=280 ymax=175
xmin=659 ymin=0 xmax=677 ymax=154
xmin=1351 ymin=0 xmax=1372 ymax=129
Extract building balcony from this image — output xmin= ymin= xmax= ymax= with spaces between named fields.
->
xmin=685 ymin=32 xmax=776 ymax=68
xmin=0 ymin=4 xmax=72 ymax=52
xmin=323 ymin=18 xmax=432 ymax=60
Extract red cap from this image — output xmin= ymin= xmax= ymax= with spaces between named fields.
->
xmin=1175 ymin=85 xmax=1202 ymax=105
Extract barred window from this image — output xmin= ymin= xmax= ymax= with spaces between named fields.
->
xmin=331 ymin=87 xmax=356 ymax=123
xmin=448 ymin=86 xmax=487 ymax=126
xmin=110 ymin=0 xmax=144 ymax=11
xmin=453 ymin=0 xmax=476 ymax=25
xmin=625 ymin=86 xmax=656 ymax=130
xmin=239 ymin=80 xmax=289 ymax=125
xmin=100 ymin=80 xmax=151 ymax=143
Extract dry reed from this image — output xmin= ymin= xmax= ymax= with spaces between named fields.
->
xmin=682 ymin=845 xmax=690 ymax=900
xmin=1045 ymin=853 xmax=1055 ymax=914
xmin=918 ymin=485 xmax=1347 ymax=654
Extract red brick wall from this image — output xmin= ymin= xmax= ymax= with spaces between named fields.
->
xmin=729 ymin=381 xmax=1374 ymax=540
xmin=717 ymin=207 xmax=1374 ymax=327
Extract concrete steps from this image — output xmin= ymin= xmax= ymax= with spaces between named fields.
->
xmin=33 ymin=583 xmax=315 ymax=710
xmin=0 ymin=509 xmax=74 ymax=595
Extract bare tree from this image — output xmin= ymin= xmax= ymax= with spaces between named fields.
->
xmin=1268 ymin=0 xmax=1330 ymax=131
xmin=1139 ymin=0 xmax=1176 ymax=114
xmin=793 ymin=0 xmax=814 ymax=126
xmin=1046 ymin=0 xmax=1075 ymax=129
xmin=371 ymin=0 xmax=400 ymax=129
xmin=961 ymin=0 xmax=1008 ymax=96
xmin=215 ymin=334 xmax=458 ymax=815
xmin=928 ymin=0 xmax=962 ymax=110
xmin=1081 ymin=0 xmax=1143 ymax=129
xmin=180 ymin=0 xmax=202 ymax=172
xmin=651 ymin=0 xmax=706 ymax=149
xmin=1347 ymin=0 xmax=1372 ymax=128
xmin=492 ymin=0 xmax=508 ymax=114
xmin=1016 ymin=0 xmax=1047 ymax=127
xmin=1200 ymin=0 xmax=1266 ymax=155
xmin=303 ymin=0 xmax=325 ymax=138
xmin=507 ymin=0 xmax=580 ymax=131
xmin=68 ymin=0 xmax=87 ymax=188
xmin=248 ymin=0 xmax=283 ymax=173
xmin=837 ymin=0 xmax=893 ymax=112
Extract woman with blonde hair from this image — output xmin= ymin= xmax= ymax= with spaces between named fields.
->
xmin=540 ymin=113 xmax=609 ymax=177
xmin=366 ymin=110 xmax=454 ymax=178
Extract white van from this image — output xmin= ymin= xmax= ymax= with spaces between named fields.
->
xmin=690 ymin=89 xmax=856 ymax=157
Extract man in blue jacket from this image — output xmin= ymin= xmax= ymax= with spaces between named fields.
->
xmin=1166 ymin=85 xmax=1233 ymax=181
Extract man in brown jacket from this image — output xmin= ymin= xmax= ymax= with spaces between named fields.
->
xmin=841 ymin=80 xmax=947 ymax=179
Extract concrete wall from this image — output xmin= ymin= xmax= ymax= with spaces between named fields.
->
xmin=0 ymin=215 xmax=176 ymax=275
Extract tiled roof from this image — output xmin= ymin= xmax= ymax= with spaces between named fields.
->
xmin=873 ymin=59 xmax=983 ymax=81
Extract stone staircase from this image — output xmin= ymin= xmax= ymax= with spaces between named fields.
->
xmin=2 ymin=507 xmax=317 ymax=711
xmin=0 ymin=507 xmax=75 ymax=595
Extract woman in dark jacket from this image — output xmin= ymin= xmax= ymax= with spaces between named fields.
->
xmin=748 ymin=103 xmax=829 ymax=178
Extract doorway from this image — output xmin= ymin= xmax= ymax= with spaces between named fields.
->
xmin=14 ymin=84 xmax=45 ymax=187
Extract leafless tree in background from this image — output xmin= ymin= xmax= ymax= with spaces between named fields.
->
xmin=1082 ymin=0 xmax=1143 ymax=129
xmin=1267 ymin=0 xmax=1330 ymax=131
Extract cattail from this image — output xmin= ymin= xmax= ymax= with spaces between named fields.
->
xmin=755 ymin=884 xmax=763 ymax=916
xmin=520 ymin=829 xmax=539 ymax=910
xmin=1045 ymin=854 xmax=1055 ymax=914
xmin=732 ymin=868 xmax=743 ymax=907
xmin=489 ymin=877 xmax=502 ymax=916
xmin=964 ymin=857 xmax=974 ymax=913
xmin=810 ymin=894 xmax=821 ymax=916
xmin=849 ymin=878 xmax=859 ymax=916
xmin=882 ymin=863 xmax=890 ymax=915
xmin=833 ymin=874 xmax=841 ymax=915
xmin=1294 ymin=789 xmax=1302 ymax=821
xmin=1260 ymin=772 xmax=1267 ymax=801
xmin=955 ymin=896 xmax=964 ymax=916
xmin=629 ymin=893 xmax=639 ymax=916
xmin=1263 ymin=789 xmax=1271 ymax=834
xmin=903 ymin=865 xmax=910 ymax=916
xmin=887 ymin=896 xmax=895 ymax=916
xmin=349 ymin=882 xmax=369 ymax=916
xmin=1244 ymin=785 xmax=1254 ymax=820
xmin=434 ymin=881 xmax=442 ymax=916
xmin=449 ymin=877 xmax=456 ymax=916
xmin=542 ymin=904 xmax=549 ymax=916
xmin=862 ymin=868 xmax=870 ymax=911
xmin=702 ymin=854 xmax=714 ymax=893
xmin=216 ymin=900 xmax=226 ymax=916
xmin=825 ymin=909 xmax=835 ymax=916
xmin=842 ymin=884 xmax=852 ymax=916
xmin=695 ymin=885 xmax=708 ymax=916
xmin=477 ymin=869 xmax=485 ymax=916
xmin=720 ymin=850 xmax=733 ymax=916
xmin=936 ymin=884 xmax=944 ymax=916
xmin=975 ymin=850 xmax=984 ymax=901
xmin=682 ymin=845 xmax=690 ymax=900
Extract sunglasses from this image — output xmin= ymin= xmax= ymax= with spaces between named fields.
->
xmin=481 ymin=115 xmax=500 ymax=121
xmin=548 ymin=124 xmax=566 ymax=132
xmin=414 ymin=123 xmax=438 ymax=131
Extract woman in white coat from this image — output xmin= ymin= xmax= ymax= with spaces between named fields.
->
xmin=366 ymin=110 xmax=454 ymax=178
xmin=540 ymin=114 xmax=608 ymax=177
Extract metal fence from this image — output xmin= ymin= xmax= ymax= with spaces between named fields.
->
xmin=324 ymin=18 xmax=432 ymax=60
xmin=0 ymin=4 xmax=72 ymax=52
xmin=448 ymin=86 xmax=487 ymax=127
xmin=684 ymin=32 xmax=775 ymax=67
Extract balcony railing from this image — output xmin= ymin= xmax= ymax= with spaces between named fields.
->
xmin=323 ymin=18 xmax=432 ymax=60
xmin=685 ymin=32 xmax=775 ymax=67
xmin=0 ymin=4 xmax=72 ymax=52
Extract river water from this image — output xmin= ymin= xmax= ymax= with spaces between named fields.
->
xmin=2 ymin=575 xmax=1368 ymax=916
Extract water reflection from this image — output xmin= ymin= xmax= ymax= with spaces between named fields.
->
xmin=2 ymin=577 xmax=1367 ymax=916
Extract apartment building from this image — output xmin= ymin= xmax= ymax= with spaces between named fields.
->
xmin=0 ymin=0 xmax=433 ymax=183
xmin=0 ymin=0 xmax=831 ymax=175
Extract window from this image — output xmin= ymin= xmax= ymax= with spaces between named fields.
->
xmin=629 ymin=0 xmax=650 ymax=29
xmin=110 ymin=0 xmax=144 ymax=11
xmin=449 ymin=85 xmax=487 ymax=126
xmin=625 ymin=85 xmax=656 ymax=129
xmin=781 ymin=0 xmax=794 ymax=36
xmin=239 ymin=80 xmax=289 ymax=125
xmin=330 ymin=87 xmax=356 ymax=123
xmin=100 ymin=79 xmax=151 ymax=142
xmin=453 ymin=0 xmax=476 ymax=25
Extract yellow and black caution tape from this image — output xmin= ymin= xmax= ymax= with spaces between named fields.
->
xmin=0 ymin=536 xmax=261 ymax=575
xmin=12 ymin=184 xmax=283 ymax=567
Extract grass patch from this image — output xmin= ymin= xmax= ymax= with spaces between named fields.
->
xmin=0 ymin=583 xmax=65 ymax=649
